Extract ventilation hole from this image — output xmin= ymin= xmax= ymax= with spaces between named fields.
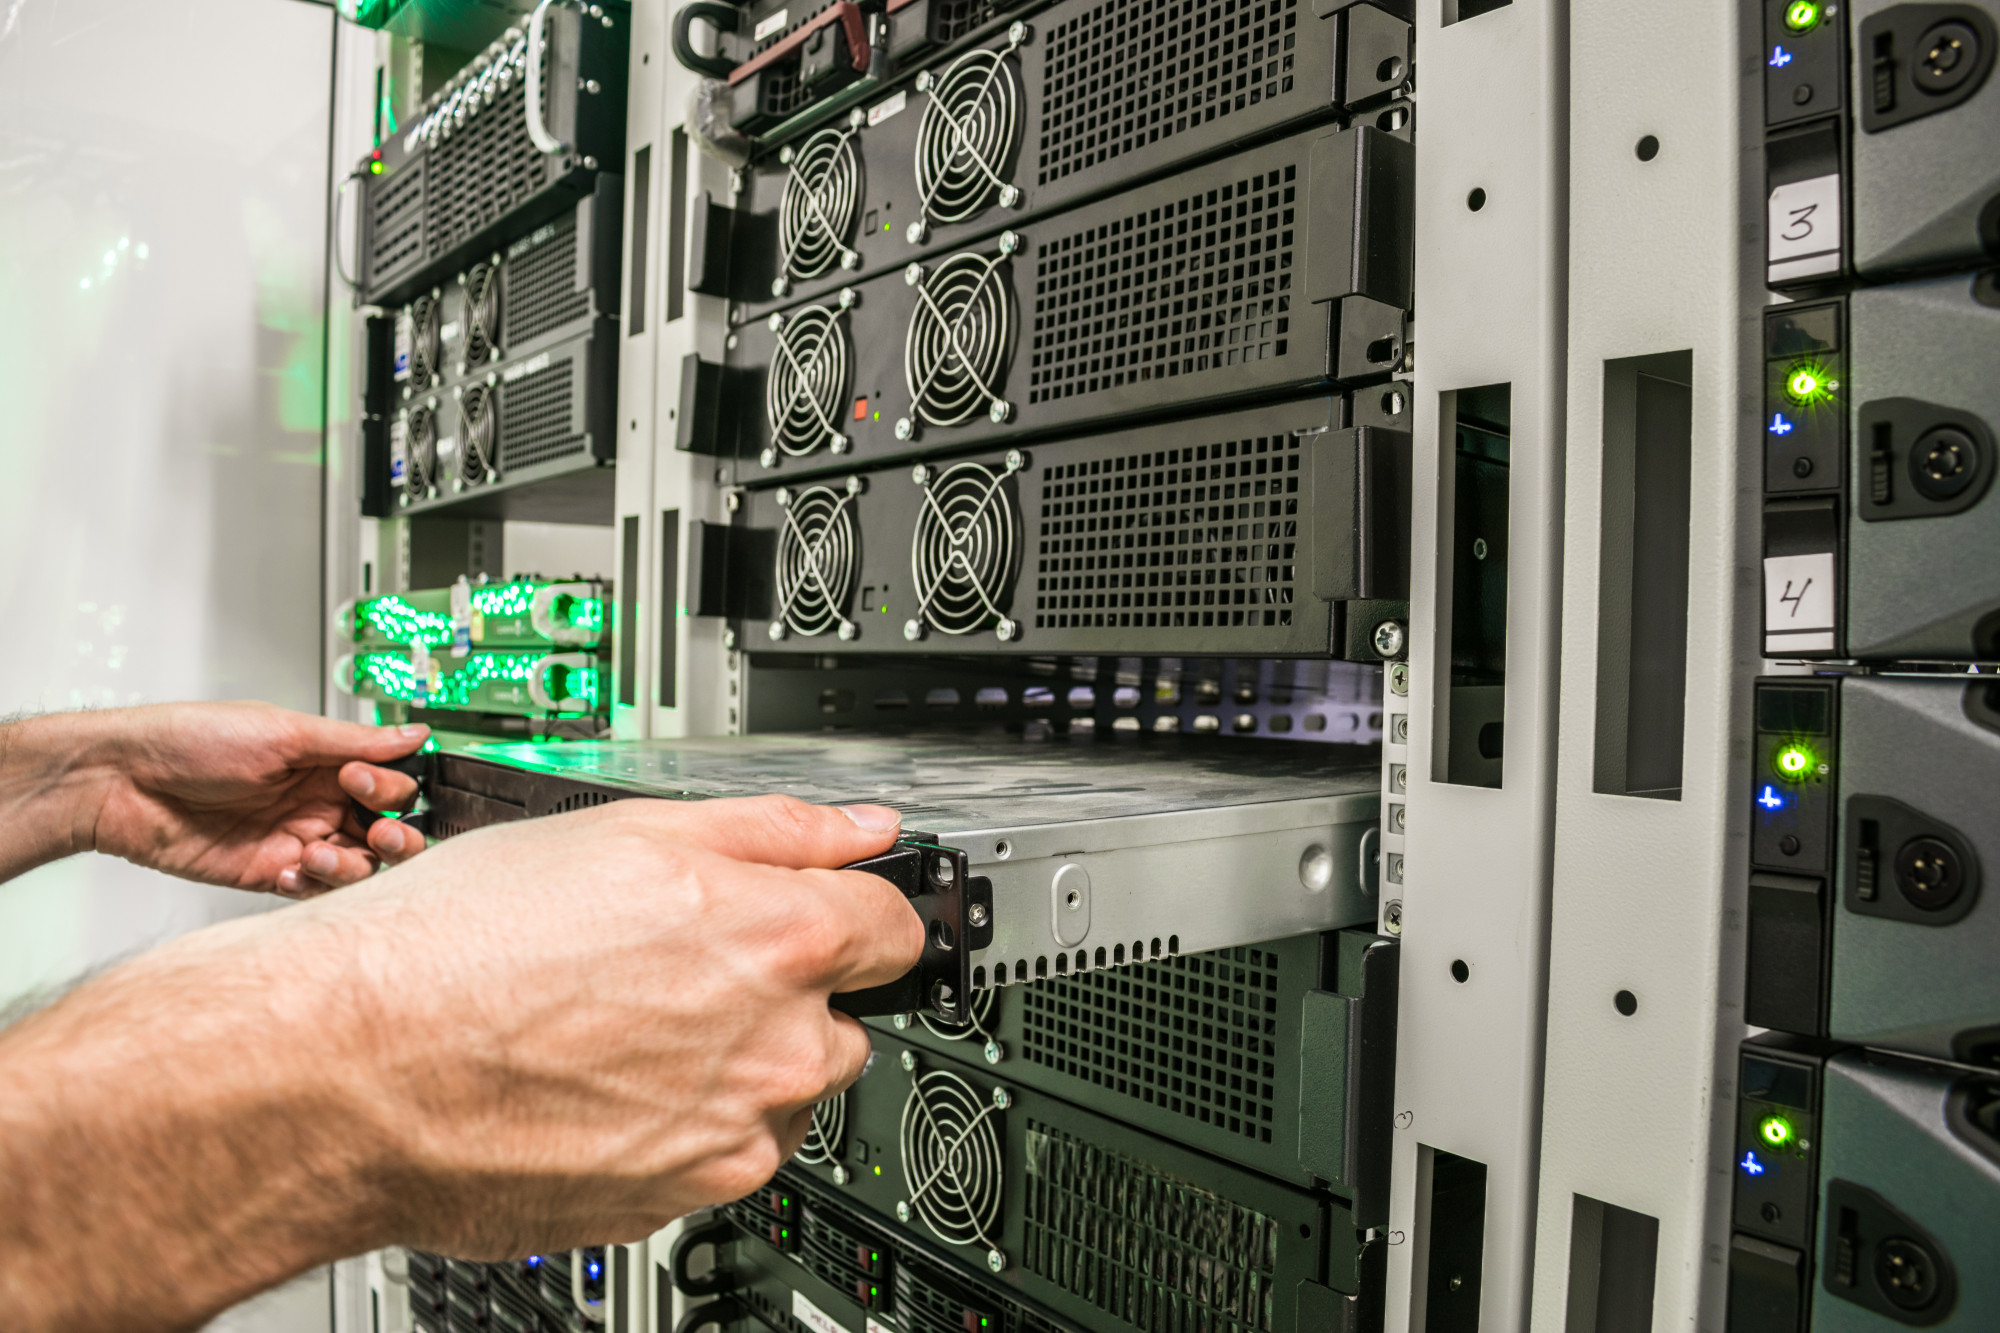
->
xmin=1068 ymin=686 xmax=1096 ymax=708
xmin=973 ymin=966 xmax=986 ymax=988
xmin=975 ymin=686 xmax=1009 ymax=708
xmin=1365 ymin=335 xmax=1398 ymax=364
xmin=925 ymin=687 xmax=962 ymax=708
xmin=1095 ymin=946 xmax=1107 ymax=968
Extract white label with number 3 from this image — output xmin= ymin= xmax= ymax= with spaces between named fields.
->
xmin=1767 ymin=173 xmax=1841 ymax=282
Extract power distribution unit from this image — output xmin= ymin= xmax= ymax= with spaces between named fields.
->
xmin=357 ymin=3 xmax=630 ymax=306
xmin=1743 ymin=675 xmax=2000 ymax=1066
xmin=686 ymin=1029 xmax=1381 ymax=1333
xmin=707 ymin=396 xmax=1410 ymax=657
xmin=677 ymin=118 xmax=1413 ymax=478
xmin=1759 ymin=274 xmax=2000 ymax=662
xmin=1727 ymin=1038 xmax=2000 ymax=1332
xmin=696 ymin=0 xmax=1409 ymax=321
xmin=1760 ymin=0 xmax=1999 ymax=288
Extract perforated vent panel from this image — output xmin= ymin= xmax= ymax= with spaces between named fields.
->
xmin=1038 ymin=0 xmax=1299 ymax=187
xmin=504 ymin=215 xmax=591 ymax=347
xmin=1021 ymin=946 xmax=1282 ymax=1144
xmin=369 ymin=165 xmax=425 ymax=281
xmin=1028 ymin=164 xmax=1296 ymax=404
xmin=751 ymin=0 xmax=841 ymax=118
xmin=500 ymin=358 xmax=584 ymax=470
xmin=1034 ymin=432 xmax=1299 ymax=632
xmin=1022 ymin=1120 xmax=1281 ymax=1333
xmin=424 ymin=66 xmax=558 ymax=259
xmin=927 ymin=0 xmax=1008 ymax=45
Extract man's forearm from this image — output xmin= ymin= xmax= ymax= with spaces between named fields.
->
xmin=0 ymin=713 xmax=117 ymax=882
xmin=0 ymin=913 xmax=396 ymax=1331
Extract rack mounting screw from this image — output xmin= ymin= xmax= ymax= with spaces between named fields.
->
xmin=1384 ymin=900 xmax=1404 ymax=935
xmin=892 ymin=1012 xmax=912 ymax=1030
xmin=968 ymin=902 xmax=989 ymax=927
xmin=723 ymin=629 xmax=738 ymax=650
xmin=1389 ymin=663 xmax=1409 ymax=696
xmin=1372 ymin=620 xmax=1406 ymax=659
xmin=984 ymin=1040 xmax=1003 ymax=1064
xmin=896 ymin=1201 xmax=912 ymax=1222
xmin=987 ymin=1250 xmax=1007 ymax=1273
xmin=900 ymin=1050 xmax=919 ymax=1072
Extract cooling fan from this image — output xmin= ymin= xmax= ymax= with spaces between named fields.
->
xmin=398 ymin=400 xmax=442 ymax=503
xmin=453 ymin=379 xmax=499 ymax=490
xmin=906 ymin=453 xmax=1023 ymax=642
xmin=402 ymin=292 xmax=444 ymax=391
xmin=795 ymin=1092 xmax=847 ymax=1168
xmin=762 ymin=292 xmax=857 ymax=464
xmin=897 ymin=1058 xmax=1008 ymax=1265
xmin=908 ymin=24 xmax=1027 ymax=244
xmin=775 ymin=116 xmax=863 ymax=295
xmin=459 ymin=261 xmax=501 ymax=373
xmin=771 ymin=478 xmax=863 ymax=640
xmin=897 ymin=238 xmax=1017 ymax=438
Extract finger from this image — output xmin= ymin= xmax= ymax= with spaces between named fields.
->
xmin=796 ymin=867 xmax=928 ymax=994
xmin=366 ymin=818 xmax=425 ymax=865
xmin=284 ymin=715 xmax=431 ymax=768
xmin=340 ymin=760 xmax=422 ymax=812
xmin=775 ymin=1106 xmax=816 ymax=1163
xmin=293 ymin=838 xmax=382 ymax=889
xmin=614 ymin=793 xmax=901 ymax=870
xmin=818 ymin=1012 xmax=875 ymax=1097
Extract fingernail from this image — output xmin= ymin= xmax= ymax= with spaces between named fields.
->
xmin=349 ymin=769 xmax=377 ymax=799
xmin=398 ymin=724 xmax=430 ymax=740
xmin=862 ymin=1050 xmax=878 ymax=1078
xmin=840 ymin=804 xmax=902 ymax=834
xmin=276 ymin=868 xmax=301 ymax=895
xmin=304 ymin=846 xmax=339 ymax=877
xmin=377 ymin=822 xmax=406 ymax=854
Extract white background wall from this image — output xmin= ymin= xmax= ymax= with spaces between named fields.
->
xmin=0 ymin=2 xmax=339 ymax=1325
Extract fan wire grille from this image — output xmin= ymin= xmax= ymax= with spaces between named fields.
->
xmin=460 ymin=263 xmax=500 ymax=370
xmin=765 ymin=302 xmax=855 ymax=456
xmin=456 ymin=383 xmax=499 ymax=487
xmin=401 ymin=404 xmax=439 ymax=500
xmin=778 ymin=126 xmax=862 ymax=284
xmin=902 ymin=249 xmax=1015 ymax=431
xmin=912 ymin=33 xmax=1024 ymax=235
xmin=795 ymin=1092 xmax=847 ymax=1166
xmin=898 ymin=1068 xmax=1004 ymax=1251
xmin=910 ymin=457 xmax=1021 ymax=639
xmin=772 ymin=481 xmax=861 ymax=639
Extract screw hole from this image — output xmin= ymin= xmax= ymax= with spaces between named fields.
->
xmin=1615 ymin=989 xmax=1638 ymax=1016
xmin=1450 ymin=958 xmax=1470 ymax=983
xmin=1635 ymin=134 xmax=1660 ymax=161
xmin=1466 ymin=187 xmax=1487 ymax=212
xmin=994 ymin=839 xmax=1012 ymax=859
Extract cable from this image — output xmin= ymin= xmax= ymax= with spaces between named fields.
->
xmin=331 ymin=168 xmax=364 ymax=292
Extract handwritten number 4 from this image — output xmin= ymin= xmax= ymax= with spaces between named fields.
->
xmin=1783 ymin=202 xmax=1818 ymax=242
xmin=1780 ymin=577 xmax=1813 ymax=618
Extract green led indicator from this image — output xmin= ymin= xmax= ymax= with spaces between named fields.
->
xmin=1760 ymin=1114 xmax=1795 ymax=1147
xmin=1784 ymin=0 xmax=1821 ymax=32
xmin=873 ymin=1165 xmax=882 ymax=1176
xmin=1774 ymin=742 xmax=1817 ymax=780
xmin=1784 ymin=362 xmax=1838 ymax=406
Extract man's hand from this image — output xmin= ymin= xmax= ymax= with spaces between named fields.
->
xmin=0 ymin=793 xmax=924 ymax=1331
xmin=0 ymin=702 xmax=429 ymax=894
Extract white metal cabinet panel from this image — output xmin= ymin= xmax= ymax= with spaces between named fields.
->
xmin=1385 ymin=2 xmax=1569 ymax=1330
xmin=1530 ymin=1 xmax=1758 ymax=1329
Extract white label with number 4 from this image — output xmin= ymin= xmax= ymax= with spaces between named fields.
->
xmin=1767 ymin=173 xmax=1841 ymax=283
xmin=1763 ymin=551 xmax=1837 ymax=654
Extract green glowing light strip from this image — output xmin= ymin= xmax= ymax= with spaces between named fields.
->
xmin=346 ymin=581 xmax=608 ymax=650
xmin=345 ymin=651 xmax=604 ymax=717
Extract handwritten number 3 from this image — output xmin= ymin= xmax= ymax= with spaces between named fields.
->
xmin=1783 ymin=202 xmax=1818 ymax=242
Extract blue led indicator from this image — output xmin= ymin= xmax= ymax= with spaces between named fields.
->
xmin=1740 ymin=1150 xmax=1767 ymax=1177
xmin=525 ymin=1256 xmax=543 ymax=1269
xmin=588 ymin=1262 xmax=602 ymax=1279
xmin=1769 ymin=412 xmax=1795 ymax=436
xmin=1769 ymin=45 xmax=1793 ymax=67
xmin=1758 ymin=785 xmax=1787 ymax=811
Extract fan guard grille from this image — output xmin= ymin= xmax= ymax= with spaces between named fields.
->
xmin=765 ymin=303 xmax=854 ymax=457
xmin=456 ymin=383 xmax=498 ymax=488
xmin=402 ymin=404 xmax=439 ymax=501
xmin=902 ymin=250 xmax=1013 ymax=430
xmin=910 ymin=457 xmax=1021 ymax=639
xmin=898 ymin=1068 xmax=1004 ymax=1251
xmin=460 ymin=263 xmax=500 ymax=370
xmin=913 ymin=39 xmax=1023 ymax=231
xmin=796 ymin=1092 xmax=846 ymax=1166
xmin=773 ymin=482 xmax=861 ymax=639
xmin=408 ymin=294 xmax=443 ymax=388
xmin=778 ymin=126 xmax=862 ymax=283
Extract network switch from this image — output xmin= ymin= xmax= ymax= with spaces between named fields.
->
xmin=339 ymin=578 xmax=609 ymax=652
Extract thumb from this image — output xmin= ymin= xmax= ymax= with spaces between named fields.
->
xmin=616 ymin=793 xmax=901 ymax=870
xmin=286 ymin=716 xmax=431 ymax=767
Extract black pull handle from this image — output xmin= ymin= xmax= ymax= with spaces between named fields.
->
xmin=673 ymin=1 xmax=741 ymax=80
xmin=351 ymin=749 xmax=432 ymax=833
xmin=669 ymin=1217 xmax=738 ymax=1298
xmin=674 ymin=1296 xmax=745 ymax=1333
